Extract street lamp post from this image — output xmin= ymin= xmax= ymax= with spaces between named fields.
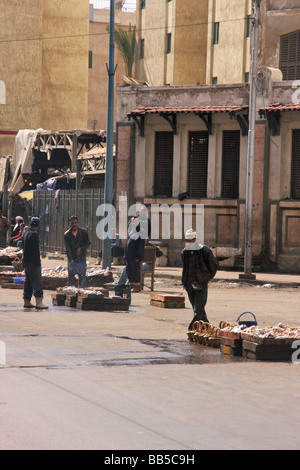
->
xmin=239 ymin=0 xmax=261 ymax=281
xmin=102 ymin=0 xmax=115 ymax=269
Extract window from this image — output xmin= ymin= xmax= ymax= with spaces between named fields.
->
xmin=89 ymin=4 xmax=94 ymax=22
xmin=154 ymin=132 xmax=174 ymax=197
xmin=280 ymin=31 xmax=300 ymax=80
xmin=222 ymin=131 xmax=240 ymax=199
xmin=291 ymin=129 xmax=300 ymax=199
xmin=212 ymin=77 xmax=218 ymax=84
xmin=245 ymin=72 xmax=249 ymax=83
xmin=167 ymin=33 xmax=172 ymax=54
xmin=213 ymin=22 xmax=219 ymax=45
xmin=246 ymin=15 xmax=251 ymax=38
xmin=188 ymin=132 xmax=209 ymax=198
xmin=140 ymin=39 xmax=145 ymax=59
xmin=88 ymin=51 xmax=93 ymax=69
xmin=141 ymin=0 xmax=145 ymax=9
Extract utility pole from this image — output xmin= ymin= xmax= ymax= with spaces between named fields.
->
xmin=102 ymin=0 xmax=115 ymax=269
xmin=239 ymin=0 xmax=261 ymax=281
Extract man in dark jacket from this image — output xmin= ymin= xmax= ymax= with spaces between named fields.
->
xmin=22 ymin=216 xmax=48 ymax=309
xmin=181 ymin=229 xmax=217 ymax=330
xmin=64 ymin=216 xmax=90 ymax=288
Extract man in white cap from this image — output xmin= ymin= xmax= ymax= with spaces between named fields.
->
xmin=22 ymin=216 xmax=48 ymax=309
xmin=181 ymin=229 xmax=217 ymax=330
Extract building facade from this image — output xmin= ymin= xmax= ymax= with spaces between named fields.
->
xmin=115 ymin=1 xmax=300 ymax=272
xmin=0 ymin=0 xmax=90 ymax=158
xmin=135 ymin=0 xmax=252 ymax=86
xmin=88 ymin=6 xmax=136 ymax=131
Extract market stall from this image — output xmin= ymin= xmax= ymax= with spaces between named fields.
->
xmin=187 ymin=318 xmax=300 ymax=362
xmin=0 ymin=266 xmax=113 ymax=290
xmin=51 ymin=286 xmax=130 ymax=312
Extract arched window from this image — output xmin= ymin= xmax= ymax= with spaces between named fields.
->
xmin=280 ymin=31 xmax=300 ymax=80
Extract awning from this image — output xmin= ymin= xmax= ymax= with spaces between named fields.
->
xmin=128 ymin=105 xmax=249 ymax=136
xmin=258 ymin=103 xmax=300 ymax=136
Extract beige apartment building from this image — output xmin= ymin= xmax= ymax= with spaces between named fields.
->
xmin=88 ymin=6 xmax=136 ymax=131
xmin=0 ymin=0 xmax=90 ymax=158
xmin=135 ymin=0 xmax=252 ymax=86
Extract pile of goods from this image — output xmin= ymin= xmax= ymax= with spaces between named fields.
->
xmin=188 ymin=319 xmax=300 ymax=361
xmin=187 ymin=320 xmax=223 ymax=348
xmin=0 ymin=247 xmax=22 ymax=266
xmin=0 ymin=266 xmax=113 ymax=290
xmin=85 ymin=267 xmax=113 ymax=286
xmin=51 ymin=286 xmax=130 ymax=311
xmin=221 ymin=323 xmax=300 ymax=361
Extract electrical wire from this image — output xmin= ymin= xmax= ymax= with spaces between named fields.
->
xmin=0 ymin=15 xmax=252 ymax=45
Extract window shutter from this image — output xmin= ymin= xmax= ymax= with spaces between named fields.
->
xmin=188 ymin=132 xmax=208 ymax=198
xmin=291 ymin=129 xmax=300 ymax=199
xmin=222 ymin=131 xmax=240 ymax=199
xmin=280 ymin=31 xmax=300 ymax=80
xmin=154 ymin=132 xmax=174 ymax=197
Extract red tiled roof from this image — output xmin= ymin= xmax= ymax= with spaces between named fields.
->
xmin=259 ymin=103 xmax=300 ymax=113
xmin=128 ymin=105 xmax=248 ymax=116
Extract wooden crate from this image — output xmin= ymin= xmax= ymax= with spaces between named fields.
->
xmin=242 ymin=340 xmax=293 ymax=361
xmin=150 ymin=294 xmax=185 ymax=308
xmin=51 ymin=293 xmax=66 ymax=306
xmin=220 ymin=331 xmax=243 ymax=356
xmin=220 ymin=344 xmax=243 ymax=357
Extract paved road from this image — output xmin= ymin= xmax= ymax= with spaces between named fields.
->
xmin=0 ymin=278 xmax=300 ymax=450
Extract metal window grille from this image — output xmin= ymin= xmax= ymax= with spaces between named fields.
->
xmin=280 ymin=31 xmax=300 ymax=80
xmin=187 ymin=132 xmax=208 ymax=198
xmin=291 ymin=129 xmax=300 ymax=199
xmin=154 ymin=132 xmax=174 ymax=197
xmin=222 ymin=131 xmax=240 ymax=199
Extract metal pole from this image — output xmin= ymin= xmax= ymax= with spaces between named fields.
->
xmin=102 ymin=0 xmax=115 ymax=269
xmin=240 ymin=0 xmax=260 ymax=280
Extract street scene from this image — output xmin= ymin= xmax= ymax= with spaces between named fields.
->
xmin=1 ymin=0 xmax=300 ymax=452
xmin=0 ymin=259 xmax=300 ymax=450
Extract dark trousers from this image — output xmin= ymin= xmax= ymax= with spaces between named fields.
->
xmin=67 ymin=268 xmax=86 ymax=288
xmin=23 ymin=264 xmax=43 ymax=300
xmin=126 ymin=259 xmax=141 ymax=285
xmin=187 ymin=284 xmax=209 ymax=330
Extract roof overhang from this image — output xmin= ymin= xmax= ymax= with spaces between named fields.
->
xmin=258 ymin=103 xmax=300 ymax=136
xmin=127 ymin=105 xmax=249 ymax=136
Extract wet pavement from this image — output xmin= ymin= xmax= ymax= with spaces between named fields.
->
xmin=1 ymin=282 xmax=300 ymax=450
xmin=0 ymin=297 xmax=251 ymax=370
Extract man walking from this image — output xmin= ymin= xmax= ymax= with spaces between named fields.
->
xmin=64 ymin=216 xmax=90 ymax=288
xmin=181 ymin=229 xmax=217 ymax=330
xmin=22 ymin=216 xmax=48 ymax=309
xmin=0 ymin=209 xmax=9 ymax=248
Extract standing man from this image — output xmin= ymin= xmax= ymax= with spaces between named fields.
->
xmin=0 ymin=209 xmax=10 ymax=248
xmin=181 ymin=229 xmax=217 ymax=331
xmin=22 ymin=217 xmax=48 ymax=309
xmin=64 ymin=216 xmax=90 ymax=288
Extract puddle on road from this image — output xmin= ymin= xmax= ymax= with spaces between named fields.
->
xmin=91 ymin=336 xmax=247 ymax=367
xmin=0 ymin=303 xmax=248 ymax=368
